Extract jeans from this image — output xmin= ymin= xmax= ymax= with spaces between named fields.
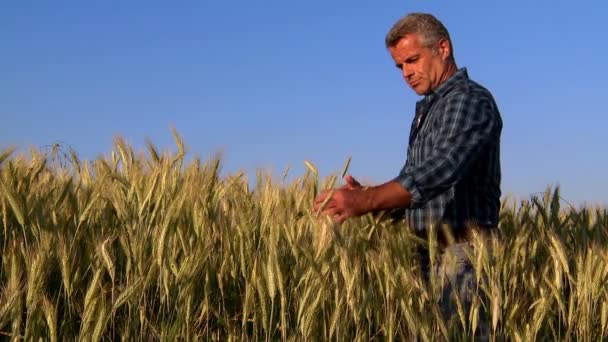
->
xmin=419 ymin=237 xmax=492 ymax=340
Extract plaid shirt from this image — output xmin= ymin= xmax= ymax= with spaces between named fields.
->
xmin=394 ymin=68 xmax=502 ymax=232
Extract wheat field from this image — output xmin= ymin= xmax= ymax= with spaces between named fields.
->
xmin=1 ymin=132 xmax=607 ymax=341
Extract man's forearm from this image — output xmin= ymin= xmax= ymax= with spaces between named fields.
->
xmin=365 ymin=180 xmax=412 ymax=212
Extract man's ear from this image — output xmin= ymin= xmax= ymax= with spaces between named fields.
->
xmin=437 ymin=38 xmax=452 ymax=60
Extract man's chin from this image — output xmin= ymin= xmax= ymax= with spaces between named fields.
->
xmin=411 ymin=87 xmax=428 ymax=96
xmin=409 ymin=84 xmax=429 ymax=96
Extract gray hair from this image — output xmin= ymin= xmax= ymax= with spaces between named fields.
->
xmin=385 ymin=13 xmax=453 ymax=54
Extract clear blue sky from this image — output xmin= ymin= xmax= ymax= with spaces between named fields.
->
xmin=2 ymin=1 xmax=607 ymax=206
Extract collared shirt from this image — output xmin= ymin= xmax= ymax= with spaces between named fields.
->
xmin=394 ymin=68 xmax=502 ymax=232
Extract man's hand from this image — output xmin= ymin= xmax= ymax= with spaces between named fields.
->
xmin=313 ymin=175 xmax=370 ymax=224
xmin=312 ymin=176 xmax=413 ymax=224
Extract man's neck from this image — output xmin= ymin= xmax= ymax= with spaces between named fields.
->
xmin=426 ymin=62 xmax=458 ymax=96
xmin=438 ymin=62 xmax=458 ymax=86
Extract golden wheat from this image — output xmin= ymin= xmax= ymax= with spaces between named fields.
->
xmin=0 ymin=138 xmax=607 ymax=340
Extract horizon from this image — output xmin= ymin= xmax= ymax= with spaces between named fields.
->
xmin=3 ymin=132 xmax=602 ymax=209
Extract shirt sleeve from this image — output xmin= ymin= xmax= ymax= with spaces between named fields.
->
xmin=394 ymin=92 xmax=500 ymax=206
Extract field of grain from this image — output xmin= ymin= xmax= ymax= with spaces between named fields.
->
xmin=1 ymin=132 xmax=607 ymax=341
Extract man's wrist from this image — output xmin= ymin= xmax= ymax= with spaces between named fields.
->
xmin=364 ymin=186 xmax=378 ymax=213
xmin=364 ymin=181 xmax=411 ymax=212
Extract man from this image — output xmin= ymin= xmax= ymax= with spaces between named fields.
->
xmin=313 ymin=12 xmax=502 ymax=337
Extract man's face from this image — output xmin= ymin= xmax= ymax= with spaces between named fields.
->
xmin=388 ymin=33 xmax=451 ymax=96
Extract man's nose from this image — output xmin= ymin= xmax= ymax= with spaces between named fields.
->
xmin=401 ymin=65 xmax=413 ymax=79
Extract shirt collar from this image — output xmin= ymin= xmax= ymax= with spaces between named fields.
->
xmin=430 ymin=67 xmax=469 ymax=98
xmin=414 ymin=67 xmax=469 ymax=118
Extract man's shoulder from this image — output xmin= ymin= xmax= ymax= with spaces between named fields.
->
xmin=433 ymin=77 xmax=502 ymax=127
xmin=437 ymin=68 xmax=497 ymax=103
xmin=467 ymin=78 xmax=498 ymax=103
xmin=441 ymin=77 xmax=499 ymax=109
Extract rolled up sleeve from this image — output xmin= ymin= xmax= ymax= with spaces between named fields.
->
xmin=395 ymin=93 xmax=499 ymax=206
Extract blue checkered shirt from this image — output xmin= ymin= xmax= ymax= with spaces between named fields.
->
xmin=394 ymin=68 xmax=502 ymax=232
